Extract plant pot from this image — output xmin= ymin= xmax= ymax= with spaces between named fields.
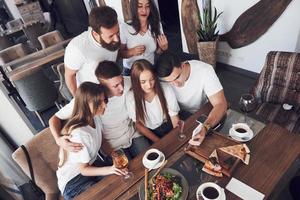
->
xmin=197 ymin=38 xmax=219 ymax=69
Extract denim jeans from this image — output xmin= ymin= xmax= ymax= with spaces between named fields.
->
xmin=123 ymin=136 xmax=150 ymax=159
xmin=63 ymin=157 xmax=111 ymax=200
xmin=122 ymin=67 xmax=131 ymax=76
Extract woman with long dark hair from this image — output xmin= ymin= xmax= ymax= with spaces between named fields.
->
xmin=56 ymin=82 xmax=126 ymax=200
xmin=125 ymin=59 xmax=179 ymax=143
xmin=119 ymin=0 xmax=168 ymax=76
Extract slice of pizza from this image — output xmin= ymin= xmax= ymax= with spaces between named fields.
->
xmin=202 ymin=150 xmax=223 ymax=177
xmin=219 ymin=144 xmax=250 ymax=165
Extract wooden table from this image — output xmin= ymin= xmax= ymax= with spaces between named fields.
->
xmin=5 ymin=38 xmax=71 ymax=81
xmin=76 ymin=104 xmax=300 ymax=200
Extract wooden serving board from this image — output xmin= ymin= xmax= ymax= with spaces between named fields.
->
xmin=185 ymin=132 xmax=240 ymax=177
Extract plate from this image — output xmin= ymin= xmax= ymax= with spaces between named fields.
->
xmin=142 ymin=153 xmax=165 ymax=170
xmin=139 ymin=168 xmax=189 ymax=200
xmin=229 ymin=127 xmax=254 ymax=142
xmin=196 ymin=187 xmax=226 ymax=200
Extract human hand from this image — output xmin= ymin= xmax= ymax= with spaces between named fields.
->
xmin=131 ymin=45 xmax=146 ymax=56
xmin=105 ymin=165 xmax=128 ymax=176
xmin=56 ymin=135 xmax=83 ymax=152
xmin=157 ymin=34 xmax=168 ymax=51
xmin=188 ymin=128 xmax=206 ymax=146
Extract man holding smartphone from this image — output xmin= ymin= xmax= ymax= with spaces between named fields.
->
xmin=155 ymin=51 xmax=228 ymax=145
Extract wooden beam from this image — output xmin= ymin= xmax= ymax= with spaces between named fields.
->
xmin=122 ymin=0 xmax=132 ymax=22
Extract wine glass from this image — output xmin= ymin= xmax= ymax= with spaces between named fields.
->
xmin=239 ymin=93 xmax=257 ymax=125
xmin=177 ymin=120 xmax=186 ymax=140
xmin=111 ymin=149 xmax=133 ymax=181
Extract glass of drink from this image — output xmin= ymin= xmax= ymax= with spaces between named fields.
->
xmin=111 ymin=149 xmax=133 ymax=181
xmin=239 ymin=93 xmax=257 ymax=125
xmin=178 ymin=120 xmax=186 ymax=140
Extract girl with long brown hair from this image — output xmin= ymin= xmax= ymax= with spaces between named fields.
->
xmin=126 ymin=59 xmax=180 ymax=143
xmin=56 ymin=82 xmax=126 ymax=200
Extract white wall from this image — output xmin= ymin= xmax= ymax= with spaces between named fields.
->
xmin=0 ymin=84 xmax=34 ymax=146
xmin=4 ymin=0 xmax=21 ymax=19
xmin=179 ymin=0 xmax=300 ymax=73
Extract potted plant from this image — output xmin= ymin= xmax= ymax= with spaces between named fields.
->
xmin=197 ymin=0 xmax=222 ymax=68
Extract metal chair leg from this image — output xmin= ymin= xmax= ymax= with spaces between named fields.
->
xmin=34 ymin=111 xmax=46 ymax=127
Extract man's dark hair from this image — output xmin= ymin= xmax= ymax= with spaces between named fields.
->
xmin=155 ymin=51 xmax=181 ymax=77
xmin=89 ymin=6 xmax=118 ymax=34
xmin=95 ymin=61 xmax=121 ymax=80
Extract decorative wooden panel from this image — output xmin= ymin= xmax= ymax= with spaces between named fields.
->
xmin=98 ymin=0 xmax=106 ymax=7
xmin=122 ymin=0 xmax=132 ymax=22
xmin=181 ymin=0 xmax=200 ymax=54
xmin=220 ymin=0 xmax=293 ymax=49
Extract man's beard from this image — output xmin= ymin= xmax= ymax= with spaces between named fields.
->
xmin=99 ymin=36 xmax=120 ymax=51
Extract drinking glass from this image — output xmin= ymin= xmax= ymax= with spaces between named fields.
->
xmin=111 ymin=149 xmax=133 ymax=181
xmin=177 ymin=120 xmax=186 ymax=140
xmin=239 ymin=93 xmax=257 ymax=125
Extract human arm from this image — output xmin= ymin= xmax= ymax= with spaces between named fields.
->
xmin=191 ymin=90 xmax=227 ymax=143
xmin=64 ymin=66 xmax=77 ymax=97
xmin=119 ymin=43 xmax=146 ymax=58
xmin=49 ymin=115 xmax=84 ymax=152
xmin=136 ymin=122 xmax=160 ymax=143
xmin=170 ymin=115 xmax=180 ymax=128
xmin=79 ymin=163 xmax=126 ymax=176
xmin=156 ymin=34 xmax=168 ymax=54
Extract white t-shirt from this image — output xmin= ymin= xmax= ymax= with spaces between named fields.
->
xmin=171 ymin=60 xmax=223 ymax=113
xmin=56 ymin=118 xmax=102 ymax=193
xmin=120 ymin=23 xmax=162 ymax=69
xmin=55 ymin=77 xmax=140 ymax=150
xmin=126 ymin=83 xmax=179 ymax=129
xmin=64 ymin=27 xmax=118 ymax=85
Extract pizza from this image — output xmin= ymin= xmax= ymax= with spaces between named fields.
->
xmin=202 ymin=150 xmax=223 ymax=177
xmin=219 ymin=144 xmax=250 ymax=165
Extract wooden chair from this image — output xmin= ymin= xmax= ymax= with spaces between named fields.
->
xmin=13 ymin=70 xmax=60 ymax=127
xmin=0 ymin=43 xmax=30 ymax=69
xmin=0 ymin=34 xmax=14 ymax=51
xmin=6 ymin=19 xmax=23 ymax=31
xmin=252 ymin=51 xmax=300 ymax=134
xmin=22 ymin=21 xmax=47 ymax=50
xmin=12 ymin=128 xmax=62 ymax=200
xmin=52 ymin=63 xmax=73 ymax=102
xmin=38 ymin=30 xmax=64 ymax=49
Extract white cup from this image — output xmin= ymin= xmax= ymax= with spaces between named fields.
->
xmin=231 ymin=123 xmax=251 ymax=138
xmin=143 ymin=148 xmax=163 ymax=169
xmin=197 ymin=182 xmax=222 ymax=200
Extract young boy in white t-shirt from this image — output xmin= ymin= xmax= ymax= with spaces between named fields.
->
xmin=155 ymin=51 xmax=228 ymax=145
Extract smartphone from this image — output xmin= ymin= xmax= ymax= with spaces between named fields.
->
xmin=196 ymin=114 xmax=207 ymax=124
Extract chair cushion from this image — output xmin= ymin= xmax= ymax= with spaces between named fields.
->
xmin=256 ymin=102 xmax=300 ymax=134
xmin=253 ymin=51 xmax=300 ymax=105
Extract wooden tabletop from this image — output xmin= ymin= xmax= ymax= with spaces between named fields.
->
xmin=76 ymin=104 xmax=213 ymax=200
xmin=75 ymin=104 xmax=300 ymax=200
xmin=5 ymin=39 xmax=71 ymax=81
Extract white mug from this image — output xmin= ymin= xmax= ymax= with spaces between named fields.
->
xmin=231 ymin=123 xmax=251 ymax=138
xmin=143 ymin=148 xmax=163 ymax=169
xmin=197 ymin=182 xmax=222 ymax=200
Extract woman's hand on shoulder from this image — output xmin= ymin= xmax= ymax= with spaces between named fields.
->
xmin=157 ymin=34 xmax=168 ymax=51
xmin=57 ymin=135 xmax=83 ymax=152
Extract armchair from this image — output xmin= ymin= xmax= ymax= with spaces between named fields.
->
xmin=253 ymin=51 xmax=300 ymax=133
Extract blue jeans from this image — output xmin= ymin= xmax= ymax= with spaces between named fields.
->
xmin=123 ymin=136 xmax=150 ymax=159
xmin=122 ymin=67 xmax=131 ymax=76
xmin=63 ymin=157 xmax=111 ymax=200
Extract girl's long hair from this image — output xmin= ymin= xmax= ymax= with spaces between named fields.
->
xmin=129 ymin=0 xmax=161 ymax=37
xmin=59 ymin=82 xmax=107 ymax=167
xmin=130 ymin=59 xmax=169 ymax=125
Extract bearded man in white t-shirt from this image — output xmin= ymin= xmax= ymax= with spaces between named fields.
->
xmin=49 ymin=61 xmax=150 ymax=159
xmin=64 ymin=6 xmax=120 ymax=96
xmin=155 ymin=51 xmax=228 ymax=145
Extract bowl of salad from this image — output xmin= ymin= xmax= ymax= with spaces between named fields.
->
xmin=139 ymin=168 xmax=189 ymax=200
